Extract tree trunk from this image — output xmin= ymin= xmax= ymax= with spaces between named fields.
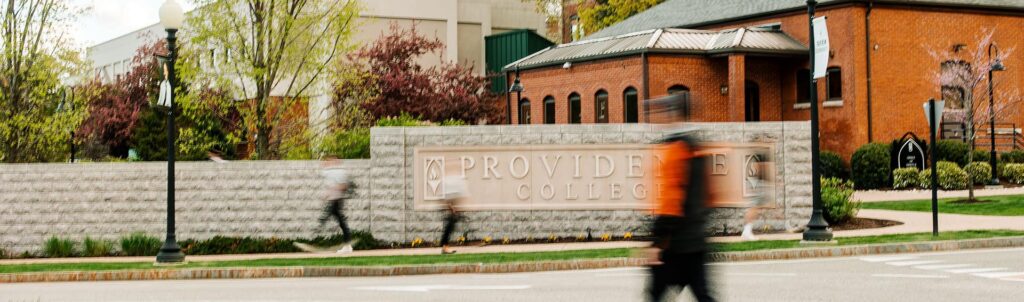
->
xmin=966 ymin=98 xmax=976 ymax=201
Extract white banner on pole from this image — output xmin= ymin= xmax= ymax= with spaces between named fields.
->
xmin=812 ymin=16 xmax=830 ymax=79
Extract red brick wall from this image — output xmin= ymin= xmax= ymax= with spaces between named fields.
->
xmin=515 ymin=4 xmax=1024 ymax=160
xmin=511 ymin=57 xmax=644 ymax=125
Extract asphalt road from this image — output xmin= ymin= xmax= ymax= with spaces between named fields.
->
xmin=3 ymin=247 xmax=1023 ymax=302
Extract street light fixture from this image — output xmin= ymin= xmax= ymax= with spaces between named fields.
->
xmin=923 ymin=98 xmax=945 ymax=236
xmin=802 ymin=0 xmax=833 ymax=242
xmin=509 ymin=67 xmax=525 ymax=124
xmin=987 ymin=43 xmax=1005 ymax=186
xmin=156 ymin=0 xmax=185 ymax=264
xmin=56 ymin=88 xmax=75 ymax=163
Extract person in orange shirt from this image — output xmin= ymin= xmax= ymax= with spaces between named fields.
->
xmin=646 ymin=93 xmax=715 ymax=302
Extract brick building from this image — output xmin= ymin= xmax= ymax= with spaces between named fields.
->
xmin=503 ymin=0 xmax=1024 ymax=158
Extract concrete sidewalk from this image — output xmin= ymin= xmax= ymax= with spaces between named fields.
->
xmin=710 ymin=209 xmax=1024 ymax=243
xmin=855 ymin=186 xmax=1024 ymax=202
xmin=3 ymin=209 xmax=1022 ymax=265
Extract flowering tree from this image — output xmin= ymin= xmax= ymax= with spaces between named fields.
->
xmin=78 ymin=40 xmax=164 ymax=157
xmin=930 ymin=28 xmax=1022 ymax=200
xmin=333 ymin=23 xmax=503 ymax=126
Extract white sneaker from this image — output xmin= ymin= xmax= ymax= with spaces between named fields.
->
xmin=336 ymin=245 xmax=353 ymax=254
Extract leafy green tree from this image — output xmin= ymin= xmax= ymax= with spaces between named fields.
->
xmin=578 ymin=0 xmax=665 ymax=36
xmin=0 ymin=0 xmax=89 ymax=162
xmin=184 ymin=0 xmax=360 ymax=160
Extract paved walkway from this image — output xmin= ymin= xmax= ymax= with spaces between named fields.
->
xmin=855 ymin=186 xmax=1024 ymax=202
xmin=4 ymin=209 xmax=1022 ymax=266
xmin=709 ymin=209 xmax=1024 ymax=243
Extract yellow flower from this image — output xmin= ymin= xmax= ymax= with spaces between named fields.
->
xmin=483 ymin=236 xmax=492 ymax=244
xmin=502 ymin=237 xmax=511 ymax=244
xmin=624 ymin=232 xmax=633 ymax=240
xmin=600 ymin=233 xmax=611 ymax=241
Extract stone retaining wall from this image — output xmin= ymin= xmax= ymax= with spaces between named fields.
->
xmin=0 ymin=122 xmax=811 ymax=253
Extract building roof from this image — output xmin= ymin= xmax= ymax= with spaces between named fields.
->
xmin=586 ymin=0 xmax=1024 ymax=40
xmin=505 ymin=27 xmax=807 ymax=70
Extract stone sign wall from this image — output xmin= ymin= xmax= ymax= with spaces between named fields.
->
xmin=0 ymin=122 xmax=811 ymax=253
xmin=370 ymin=122 xmax=811 ymax=243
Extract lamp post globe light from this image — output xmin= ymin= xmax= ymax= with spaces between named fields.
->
xmin=987 ymin=43 xmax=1005 ymax=186
xmin=56 ymin=88 xmax=75 ymax=163
xmin=802 ymin=0 xmax=833 ymax=242
xmin=509 ymin=67 xmax=525 ymax=124
xmin=156 ymin=0 xmax=185 ymax=264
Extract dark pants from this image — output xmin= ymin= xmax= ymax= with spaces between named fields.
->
xmin=440 ymin=212 xmax=461 ymax=245
xmin=647 ymin=250 xmax=714 ymax=302
xmin=319 ymin=199 xmax=351 ymax=242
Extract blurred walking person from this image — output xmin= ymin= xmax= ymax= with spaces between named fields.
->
xmin=440 ymin=158 xmax=468 ymax=255
xmin=317 ymin=156 xmax=356 ymax=253
xmin=646 ymin=93 xmax=715 ymax=302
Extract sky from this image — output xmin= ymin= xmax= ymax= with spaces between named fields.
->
xmin=71 ymin=0 xmax=197 ymax=47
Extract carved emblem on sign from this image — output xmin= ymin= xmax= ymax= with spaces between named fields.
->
xmin=744 ymin=154 xmax=762 ymax=197
xmin=424 ymin=157 xmax=444 ymax=200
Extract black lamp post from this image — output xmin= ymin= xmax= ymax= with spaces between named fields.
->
xmin=987 ymin=43 xmax=1005 ymax=185
xmin=57 ymin=88 xmax=75 ymax=163
xmin=803 ymin=0 xmax=833 ymax=242
xmin=156 ymin=0 xmax=185 ymax=264
xmin=509 ymin=67 xmax=525 ymax=124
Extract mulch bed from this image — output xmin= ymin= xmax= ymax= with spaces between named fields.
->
xmin=830 ymin=217 xmax=903 ymax=231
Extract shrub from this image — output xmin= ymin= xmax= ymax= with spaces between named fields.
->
xmin=964 ymin=162 xmax=993 ymax=185
xmin=1003 ymin=163 xmax=1024 ymax=184
xmin=851 ymin=142 xmax=891 ymax=189
xmin=917 ymin=165 xmax=968 ymax=190
xmin=821 ymin=177 xmax=860 ymax=224
xmin=936 ymin=160 xmax=959 ymax=171
xmin=180 ymin=231 xmax=382 ymax=255
xmin=120 ymin=232 xmax=162 ymax=256
xmin=83 ymin=237 xmax=114 ymax=257
xmin=892 ymin=167 xmax=919 ymax=189
xmin=376 ymin=113 xmax=428 ymax=127
xmin=43 ymin=236 xmax=77 ymax=258
xmin=935 ymin=140 xmax=970 ymax=167
xmin=937 ymin=162 xmax=970 ymax=190
xmin=1001 ymin=150 xmax=1024 ymax=164
xmin=820 ymin=151 xmax=847 ymax=179
xmin=972 ymin=149 xmax=995 ymax=164
xmin=320 ymin=128 xmax=371 ymax=159
xmin=918 ymin=168 xmax=933 ymax=188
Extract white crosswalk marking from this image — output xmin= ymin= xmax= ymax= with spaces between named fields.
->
xmin=972 ymin=272 xmax=1024 ymax=279
xmin=860 ymin=256 xmax=918 ymax=263
xmin=872 ymin=274 xmax=949 ymax=279
xmin=887 ymin=260 xmax=944 ymax=266
xmin=915 ymin=264 xmax=973 ymax=270
xmin=946 ymin=267 xmax=1007 ymax=274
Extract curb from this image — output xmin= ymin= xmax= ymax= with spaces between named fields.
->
xmin=707 ymin=236 xmax=1024 ymax=262
xmin=0 ymin=258 xmax=648 ymax=283
xmin=3 ymin=236 xmax=1023 ymax=283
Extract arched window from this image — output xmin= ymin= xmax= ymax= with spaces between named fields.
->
xmin=595 ymin=90 xmax=609 ymax=123
xmin=518 ymin=99 xmax=531 ymax=124
xmin=668 ymin=85 xmax=690 ymax=96
xmin=543 ymin=96 xmax=556 ymax=124
xmin=568 ymin=93 xmax=582 ymax=124
xmin=624 ymin=87 xmax=639 ymax=123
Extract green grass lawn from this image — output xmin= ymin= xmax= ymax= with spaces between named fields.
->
xmin=861 ymin=194 xmax=1024 ymax=216
xmin=3 ymin=230 xmax=1022 ymax=274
